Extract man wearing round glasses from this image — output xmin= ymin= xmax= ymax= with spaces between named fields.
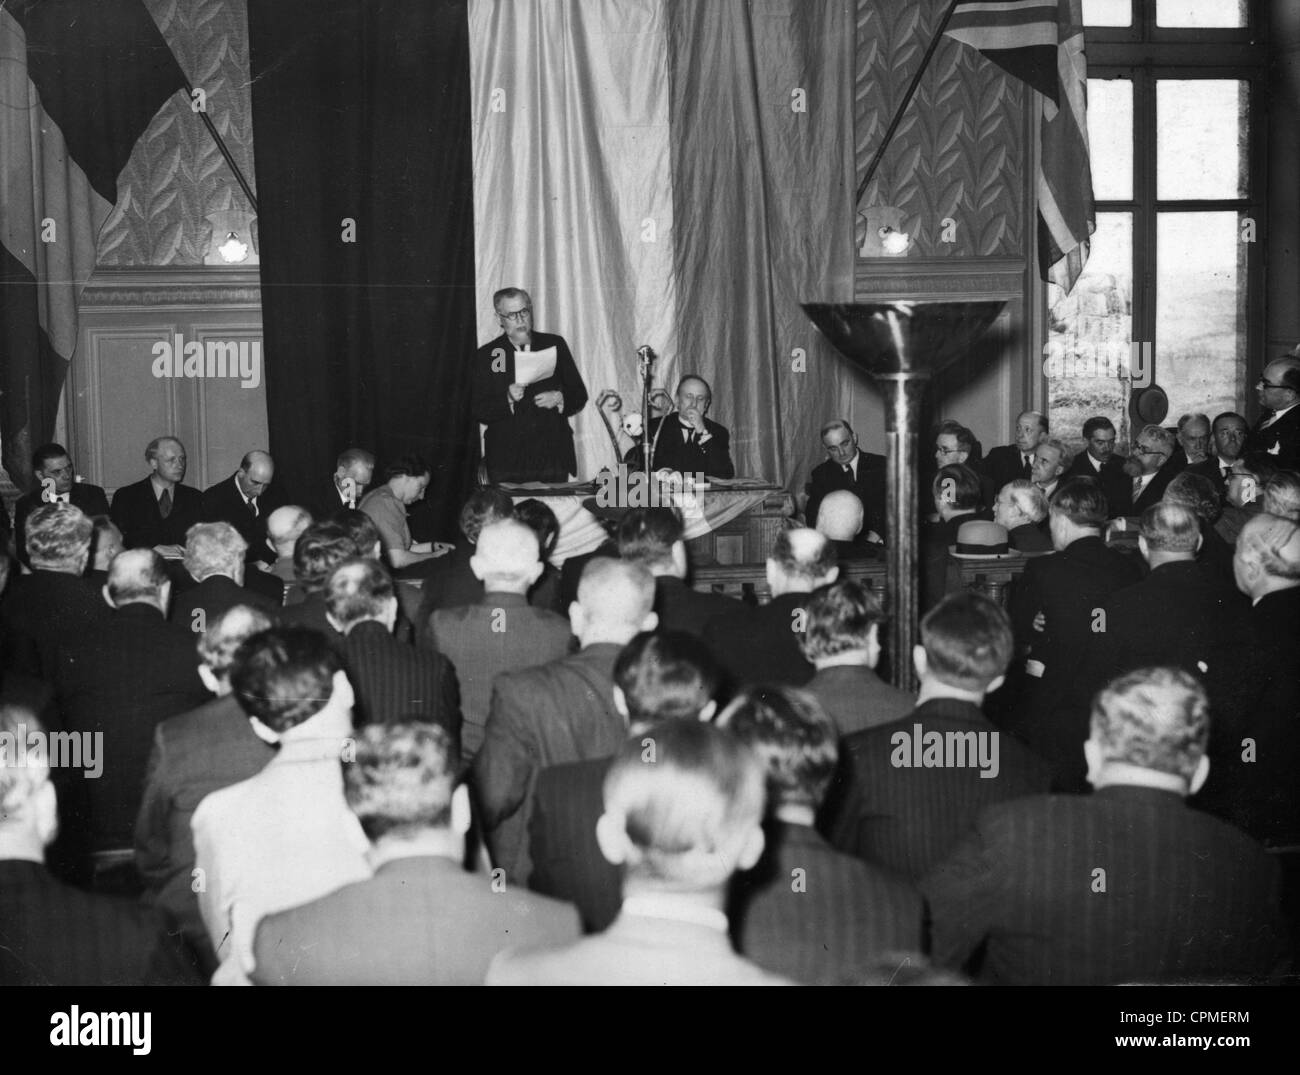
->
xmin=1123 ymin=424 xmax=1183 ymax=515
xmin=471 ymin=287 xmax=589 ymax=484
xmin=1245 ymin=355 xmax=1300 ymax=471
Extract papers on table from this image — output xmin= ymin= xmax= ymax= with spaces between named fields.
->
xmin=514 ymin=346 xmax=557 ymax=386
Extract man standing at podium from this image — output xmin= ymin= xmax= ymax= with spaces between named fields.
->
xmin=471 ymin=288 xmax=588 ymax=484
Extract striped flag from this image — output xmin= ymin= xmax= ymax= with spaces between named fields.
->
xmin=0 ymin=0 xmax=187 ymax=487
xmin=945 ymin=0 xmax=1095 ymax=293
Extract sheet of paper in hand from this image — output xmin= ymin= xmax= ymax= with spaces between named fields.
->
xmin=514 ymin=346 xmax=557 ymax=386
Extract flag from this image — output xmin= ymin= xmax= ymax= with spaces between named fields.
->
xmin=0 ymin=0 xmax=187 ymax=488
xmin=945 ymin=0 xmax=1095 ymax=293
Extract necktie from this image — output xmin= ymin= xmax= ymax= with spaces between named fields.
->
xmin=159 ymin=488 xmax=172 ymax=519
xmin=1022 ymin=454 xmax=1032 ymax=479
xmin=249 ymin=497 xmax=259 ymax=518
xmin=1132 ymin=476 xmax=1144 ymax=499
xmin=842 ymin=464 xmax=852 ymax=476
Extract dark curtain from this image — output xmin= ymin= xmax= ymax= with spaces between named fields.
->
xmin=247 ymin=0 xmax=478 ymax=539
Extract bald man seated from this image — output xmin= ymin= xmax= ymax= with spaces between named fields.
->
xmin=428 ymin=519 xmax=572 ymax=761
xmin=202 ymin=450 xmax=286 ymax=565
xmin=814 ymin=490 xmax=880 ymax=560
xmin=474 ymin=558 xmax=658 ymax=884
xmin=263 ymin=505 xmax=314 ymax=585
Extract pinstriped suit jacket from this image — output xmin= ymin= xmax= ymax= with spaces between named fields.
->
xmin=922 ymin=786 xmax=1287 ymax=985
xmin=341 ymin=620 xmax=461 ymax=740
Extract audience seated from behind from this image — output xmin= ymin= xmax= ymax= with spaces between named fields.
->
xmin=814 ymin=489 xmax=880 ymax=560
xmin=429 ymin=518 xmax=571 ymax=761
xmin=0 ymin=504 xmax=106 ymax=679
xmin=722 ymin=686 xmax=924 ymax=985
xmin=616 ymin=506 xmax=739 ymax=638
xmin=920 ymin=463 xmax=987 ymax=613
xmin=134 ymin=604 xmax=277 ymax=974
xmin=332 ymin=508 xmax=421 ymax=641
xmin=252 ymin=723 xmax=580 ymax=985
xmin=169 ymin=522 xmax=278 ymax=630
xmin=528 ymin=629 xmax=719 ymax=933
xmin=53 ymin=548 xmax=208 ymax=865
xmin=823 ymin=591 xmax=1050 ymax=880
xmin=487 ymin=721 xmax=790 ymax=985
xmin=192 ymin=627 xmax=371 ymax=984
xmin=1163 ymin=470 xmax=1234 ymax=584
xmin=1216 ymin=458 xmax=1275 ymax=545
xmin=0 ymin=706 xmax=200 ymax=986
xmin=801 ymin=579 xmax=913 ymax=736
xmin=513 ymin=497 xmax=564 ymax=612
xmin=992 ymin=479 xmax=1052 ymax=553
xmin=1261 ymin=469 xmax=1300 ymax=523
xmin=326 ymin=558 xmax=460 ymax=737
xmin=277 ymin=521 xmax=359 ymax=644
xmin=263 ymin=505 xmax=313 ymax=587
xmin=703 ymin=528 xmax=838 ymax=688
xmin=84 ymin=515 xmax=124 ymax=591
xmin=922 ymin=667 xmax=1288 ymax=985
xmin=474 ymin=558 xmax=657 ymax=885
xmin=416 ymin=487 xmax=515 ymax=634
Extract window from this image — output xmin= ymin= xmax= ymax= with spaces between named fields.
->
xmin=1044 ymin=2 xmax=1264 ymax=451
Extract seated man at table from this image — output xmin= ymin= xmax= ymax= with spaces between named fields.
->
xmin=110 ymin=436 xmax=203 ymax=556
xmin=805 ymin=420 xmax=885 ymax=541
xmin=640 ymin=375 xmax=735 ymax=479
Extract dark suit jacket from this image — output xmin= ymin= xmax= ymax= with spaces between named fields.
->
xmin=1009 ymin=534 xmax=1141 ymax=789
xmin=0 ymin=569 xmax=109 ymax=679
xmin=731 ymin=821 xmax=924 ymax=985
xmin=201 ymin=473 xmax=286 ymax=564
xmin=1246 ymin=404 xmax=1300 ymax=471
xmin=54 ymin=603 xmax=209 ymax=852
xmin=12 ymin=482 xmax=110 ymax=565
xmin=824 ymin=698 xmax=1051 ymax=881
xmin=980 ymin=443 xmax=1033 ymax=493
xmin=703 ymin=592 xmax=816 ymax=688
xmin=471 ymin=331 xmax=588 ymax=482
xmin=653 ymin=575 xmax=741 ymax=638
xmin=1007 ymin=522 xmax=1053 ymax=554
xmin=1186 ymin=455 xmax=1236 ymax=501
xmin=1131 ymin=457 xmax=1185 ymax=515
xmin=251 ymin=855 xmax=580 ymax=985
xmin=134 ymin=692 xmax=275 ymax=969
xmin=168 ymin=573 xmax=276 ymax=630
xmin=429 ymin=592 xmax=572 ymax=760
xmin=1195 ymin=585 xmax=1300 ymax=842
xmin=0 ymin=860 xmax=200 ymax=986
xmin=307 ymin=475 xmax=361 ymax=521
xmin=241 ymin=565 xmax=286 ymax=607
xmin=474 ymin=643 xmax=626 ymax=882
xmin=806 ymin=452 xmax=887 ymax=537
xmin=529 ymin=755 xmax=620 ymax=933
xmin=109 ymin=477 xmax=203 ymax=549
xmin=1063 ymin=451 xmax=1133 ymax=517
xmin=415 ymin=542 xmax=481 ymax=643
xmin=920 ymin=510 xmax=991 ymax=613
xmin=341 ymin=620 xmax=461 ymax=738
xmin=642 ymin=414 xmax=736 ymax=479
xmin=805 ymin=664 xmax=914 ymax=737
xmin=922 ymin=787 xmax=1287 ymax=985
xmin=277 ymin=592 xmax=345 ymax=649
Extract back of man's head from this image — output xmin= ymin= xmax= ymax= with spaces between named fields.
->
xmin=344 ymin=722 xmax=461 ymax=843
xmin=293 ymin=522 xmax=360 ymax=593
xmin=196 ymin=604 xmax=275 ymax=694
xmin=800 ymin=579 xmax=886 ymax=666
xmin=768 ymin=528 xmax=838 ymax=596
xmin=0 ymin=705 xmax=57 ymax=848
xmin=815 ymin=490 xmax=864 ymax=541
xmin=183 ymin=522 xmax=247 ymax=583
xmin=918 ymin=591 xmax=1013 ymax=695
xmin=1003 ymin=479 xmax=1048 ymax=524
xmin=574 ymin=558 xmax=657 ymax=644
xmin=25 ymin=504 xmax=92 ymax=575
xmin=1049 ymin=476 xmax=1109 ymax=529
xmin=1261 ymin=471 xmax=1300 ymax=523
xmin=933 ymin=464 xmax=982 ymax=515
xmin=1165 ymin=471 xmax=1222 ymax=524
xmin=229 ymin=626 xmax=347 ymax=735
xmin=331 ymin=509 xmax=382 ymax=560
xmin=459 ymin=488 xmax=514 ymax=544
xmin=106 ymin=548 xmax=169 ymax=610
xmin=470 ymin=518 xmax=543 ymax=593
xmin=613 ymin=630 xmax=719 ymax=728
xmin=1234 ymin=512 xmax=1300 ymax=595
xmin=1088 ymin=666 xmax=1209 ymax=791
xmin=598 ymin=721 xmax=765 ymax=889
xmin=88 ymin=515 xmax=123 ymax=572
xmin=325 ymin=558 xmax=397 ymax=633
xmin=1139 ymin=502 xmax=1201 ymax=561
xmin=617 ymin=508 xmax=684 ymax=575
xmin=514 ymin=498 xmax=561 ymax=562
xmin=267 ymin=505 xmax=313 ymax=559
xmin=717 ymin=686 xmax=838 ymax=814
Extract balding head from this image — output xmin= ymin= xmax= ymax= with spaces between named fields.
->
xmin=571 ymin=558 xmax=658 ymax=647
xmin=470 ymin=518 xmax=543 ymax=594
xmin=267 ymin=506 xmax=313 ymax=559
xmin=105 ymin=548 xmax=170 ymax=612
xmin=767 ymin=528 xmax=839 ymax=597
xmin=814 ymin=490 xmax=864 ymax=542
xmin=1233 ymin=513 xmax=1300 ymax=602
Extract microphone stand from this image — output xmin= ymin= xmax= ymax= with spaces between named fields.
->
xmin=637 ymin=346 xmax=655 ymax=479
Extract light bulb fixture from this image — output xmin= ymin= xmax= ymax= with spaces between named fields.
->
xmin=205 ymin=207 xmax=259 ymax=266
